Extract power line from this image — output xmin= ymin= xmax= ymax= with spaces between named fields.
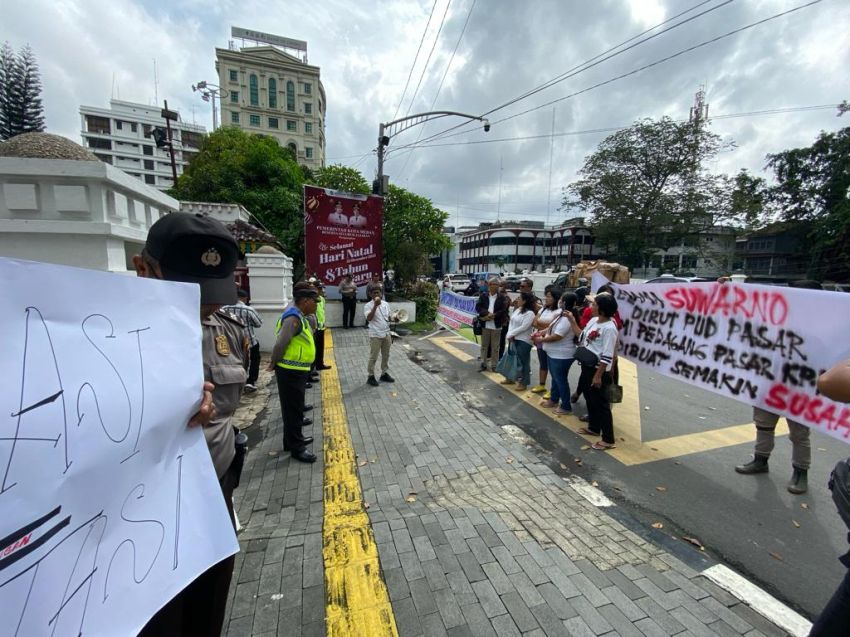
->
xmin=404 ymin=0 xmax=453 ymax=118
xmin=391 ymin=0 xmax=439 ymax=122
xmin=395 ymin=0 xmax=731 ymax=152
xmin=404 ymin=0 xmax=825 ymax=149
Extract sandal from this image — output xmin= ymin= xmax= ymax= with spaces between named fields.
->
xmin=578 ymin=415 xmax=589 ymax=422
xmin=540 ymin=400 xmax=557 ymax=408
xmin=553 ymin=408 xmax=572 ymax=416
xmin=577 ymin=427 xmax=599 ymax=436
xmin=591 ymin=441 xmax=617 ymax=450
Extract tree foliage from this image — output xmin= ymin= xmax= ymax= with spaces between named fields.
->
xmin=383 ymin=184 xmax=450 ymax=282
xmin=0 ymin=43 xmax=45 ymax=140
xmin=169 ymin=127 xmax=306 ymax=262
xmin=565 ymin=117 xmax=735 ymax=269
xmin=766 ymin=126 xmax=850 ymax=280
xmin=311 ymin=164 xmax=370 ymax=195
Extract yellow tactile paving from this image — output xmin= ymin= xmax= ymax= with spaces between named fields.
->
xmin=432 ymin=335 xmax=783 ymax=466
xmin=322 ymin=331 xmax=398 ymax=637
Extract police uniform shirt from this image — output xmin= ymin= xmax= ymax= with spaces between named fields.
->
xmin=202 ymin=310 xmax=249 ymax=479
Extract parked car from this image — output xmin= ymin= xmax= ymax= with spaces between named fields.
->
xmin=503 ymin=275 xmax=522 ymax=292
xmin=644 ymin=274 xmax=713 ymax=284
xmin=442 ymin=273 xmax=473 ymax=292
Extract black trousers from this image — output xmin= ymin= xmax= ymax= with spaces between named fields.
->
xmin=138 ymin=461 xmax=238 ymax=636
xmin=810 ymin=567 xmax=850 ymax=636
xmin=341 ymin=297 xmax=357 ymax=327
xmin=581 ymin=365 xmax=615 ymax=444
xmin=314 ymin=329 xmax=326 ymax=368
xmin=247 ymin=343 xmax=260 ymax=385
xmin=274 ymin=366 xmax=309 ymax=451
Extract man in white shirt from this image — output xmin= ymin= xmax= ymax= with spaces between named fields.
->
xmin=364 ymin=287 xmax=395 ymax=386
xmin=349 ymin=203 xmax=367 ymax=228
xmin=328 ymin=201 xmax=349 ymax=226
xmin=475 ymin=277 xmax=509 ymax=371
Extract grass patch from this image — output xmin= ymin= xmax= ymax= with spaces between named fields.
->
xmin=398 ymin=321 xmax=436 ymax=334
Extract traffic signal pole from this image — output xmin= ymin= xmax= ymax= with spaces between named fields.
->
xmin=162 ymin=100 xmax=178 ymax=184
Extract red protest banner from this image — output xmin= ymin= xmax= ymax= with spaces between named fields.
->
xmin=303 ymin=186 xmax=383 ymax=297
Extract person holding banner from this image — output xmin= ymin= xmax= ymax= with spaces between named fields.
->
xmin=133 ymin=212 xmax=247 ymax=637
xmin=575 ymin=293 xmax=619 ymax=450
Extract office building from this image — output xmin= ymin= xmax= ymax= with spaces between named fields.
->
xmin=216 ymin=29 xmax=326 ymax=168
xmin=80 ymin=99 xmax=206 ymax=190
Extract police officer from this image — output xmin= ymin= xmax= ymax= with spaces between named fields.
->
xmin=133 ymin=212 xmax=247 ymax=637
xmin=268 ymin=285 xmax=318 ymax=463
xmin=313 ymin=281 xmax=331 ymax=371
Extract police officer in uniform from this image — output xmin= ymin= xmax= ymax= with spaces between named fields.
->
xmin=134 ymin=212 xmax=247 ymax=637
xmin=269 ymin=285 xmax=318 ymax=463
xmin=313 ymin=281 xmax=332 ymax=371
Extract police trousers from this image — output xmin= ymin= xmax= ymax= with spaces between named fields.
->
xmin=753 ymin=407 xmax=811 ymax=470
xmin=275 ymin=366 xmax=310 ymax=452
xmin=138 ymin=459 xmax=238 ymax=636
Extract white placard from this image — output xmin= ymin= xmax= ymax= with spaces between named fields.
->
xmin=593 ymin=272 xmax=850 ymax=443
xmin=0 ymin=258 xmax=239 ymax=636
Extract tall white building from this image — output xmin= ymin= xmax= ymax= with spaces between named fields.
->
xmin=80 ymin=99 xmax=207 ymax=191
xmin=215 ymin=29 xmax=326 ymax=169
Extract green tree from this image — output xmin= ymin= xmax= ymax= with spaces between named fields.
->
xmin=729 ymin=169 xmax=770 ymax=230
xmin=312 ymin=164 xmax=370 ymax=194
xmin=565 ymin=117 xmax=734 ymax=270
xmin=383 ymin=184 xmax=450 ymax=283
xmin=766 ymin=126 xmax=850 ymax=280
xmin=169 ymin=127 xmax=306 ymax=263
xmin=0 ymin=43 xmax=45 ymax=140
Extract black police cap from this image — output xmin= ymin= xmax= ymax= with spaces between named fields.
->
xmin=145 ymin=212 xmax=239 ymax=305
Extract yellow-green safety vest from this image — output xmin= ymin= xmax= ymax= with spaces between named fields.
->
xmin=275 ymin=310 xmax=316 ymax=370
xmin=316 ymin=296 xmax=326 ymax=329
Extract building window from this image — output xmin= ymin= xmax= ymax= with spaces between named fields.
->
xmin=304 ymin=102 xmax=312 ymax=114
xmin=182 ymin=131 xmax=203 ymax=149
xmin=305 ymin=122 xmax=312 ymax=135
xmin=268 ymin=78 xmax=277 ymax=109
xmin=143 ymin=145 xmax=153 ymax=156
xmin=94 ymin=153 xmax=112 ymax=164
xmin=85 ymin=115 xmax=110 ymax=134
xmin=231 ymin=111 xmax=240 ymax=124
xmin=144 ymin=175 xmax=156 ymax=185
xmin=305 ymin=147 xmax=313 ymax=159
xmin=268 ymin=117 xmax=279 ymax=129
xmin=130 ymin=122 xmax=138 ymax=133
xmin=287 ymin=120 xmax=296 ymax=132
xmin=286 ymin=81 xmax=295 ymax=111
xmin=86 ymin=137 xmax=112 ymax=150
xmin=143 ymin=124 xmax=152 ymax=138
xmin=249 ymin=74 xmax=259 ymax=106
xmin=229 ymin=69 xmax=238 ymax=82
xmin=249 ymin=114 xmax=260 ymax=127
xmin=287 ymin=142 xmax=297 ymax=156
xmin=144 ymin=159 xmax=154 ymax=170
xmin=304 ymin=82 xmax=311 ymax=94
xmin=230 ymin=91 xmax=239 ymax=103
xmin=116 ymin=120 xmax=123 ymax=130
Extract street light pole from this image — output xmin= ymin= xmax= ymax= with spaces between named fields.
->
xmin=374 ymin=110 xmax=489 ymax=195
xmin=192 ymin=81 xmax=229 ymax=131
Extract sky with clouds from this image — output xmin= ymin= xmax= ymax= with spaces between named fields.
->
xmin=3 ymin=0 xmax=848 ymax=227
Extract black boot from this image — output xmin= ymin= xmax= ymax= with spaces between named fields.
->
xmin=787 ymin=466 xmax=808 ymax=494
xmin=735 ymin=454 xmax=769 ymax=474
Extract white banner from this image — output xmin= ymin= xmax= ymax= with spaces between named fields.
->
xmin=0 ymin=258 xmax=239 ymax=636
xmin=436 ymin=290 xmax=478 ymax=330
xmin=594 ymin=273 xmax=850 ymax=443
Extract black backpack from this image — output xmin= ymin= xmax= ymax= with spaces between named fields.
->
xmin=829 ymin=457 xmax=850 ymax=531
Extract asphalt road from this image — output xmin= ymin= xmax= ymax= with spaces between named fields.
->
xmin=414 ymin=329 xmax=848 ymax=620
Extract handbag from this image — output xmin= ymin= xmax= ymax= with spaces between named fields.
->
xmin=574 ymin=346 xmax=599 ymax=367
xmin=605 ymin=383 xmax=624 ymax=404
xmin=495 ymin=345 xmax=519 ymax=379
xmin=472 ymin=316 xmax=483 ymax=336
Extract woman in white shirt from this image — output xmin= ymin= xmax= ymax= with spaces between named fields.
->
xmin=530 ymin=288 xmax=561 ymax=395
xmin=576 ymin=293 xmax=620 ymax=449
xmin=503 ymin=292 xmax=536 ymax=390
xmin=535 ymin=291 xmax=580 ymax=415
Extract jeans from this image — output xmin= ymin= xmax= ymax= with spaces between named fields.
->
xmin=548 ymin=357 xmax=574 ymax=410
xmin=342 ymin=296 xmax=357 ymax=327
xmin=581 ymin=364 xmax=615 ymax=443
xmin=513 ymin=340 xmax=532 ymax=387
xmin=810 ymin=567 xmax=850 ymax=636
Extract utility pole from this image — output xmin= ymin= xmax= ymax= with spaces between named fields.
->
xmin=496 ymin=156 xmax=503 ymax=222
xmin=161 ymin=100 xmax=179 ymax=184
xmin=545 ymin=107 xmax=556 ymax=230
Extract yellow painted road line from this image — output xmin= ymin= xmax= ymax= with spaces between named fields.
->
xmin=431 ymin=335 xmax=784 ymax=466
xmin=322 ymin=331 xmax=398 ymax=637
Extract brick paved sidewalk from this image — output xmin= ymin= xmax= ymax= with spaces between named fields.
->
xmin=224 ymin=329 xmax=797 ymax=636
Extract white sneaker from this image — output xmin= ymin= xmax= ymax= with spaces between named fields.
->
xmin=244 ymin=384 xmax=257 ymax=393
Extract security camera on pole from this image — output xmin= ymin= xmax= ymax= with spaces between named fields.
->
xmin=373 ymin=111 xmax=490 ymax=195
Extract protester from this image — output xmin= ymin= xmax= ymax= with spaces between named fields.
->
xmin=312 ymin=282 xmax=331 ymax=371
xmin=536 ymin=292 xmax=580 ymax=415
xmin=498 ymin=282 xmax=511 ymax=359
xmin=339 ymin=274 xmax=358 ymax=328
xmin=574 ymin=276 xmax=590 ymax=298
xmin=575 ymin=293 xmax=619 ymax=450
xmin=475 ymin=277 xmax=509 ymax=372
xmin=530 ymin=287 xmax=561 ymax=395
xmin=580 ymin=284 xmax=623 ymax=329
xmin=223 ymin=288 xmax=263 ymax=392
xmin=808 ymin=359 xmax=850 ymax=636
xmin=503 ymin=292 xmax=536 ymax=390
xmin=268 ymin=282 xmax=318 ymax=463
xmin=365 ymin=285 xmax=395 ymax=386
xmin=728 ymin=279 xmax=820 ymax=494
xmin=518 ymin=277 xmax=542 ymax=311
xmin=134 ymin=212 xmax=246 ymax=637
xmin=365 ymin=272 xmax=384 ymax=327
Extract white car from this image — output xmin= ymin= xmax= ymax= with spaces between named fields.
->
xmin=443 ymin=274 xmax=471 ymax=292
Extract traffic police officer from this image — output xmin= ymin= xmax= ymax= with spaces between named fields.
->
xmin=269 ymin=284 xmax=318 ymax=463
xmin=133 ymin=212 xmax=247 ymax=637
xmin=313 ymin=281 xmax=332 ymax=371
